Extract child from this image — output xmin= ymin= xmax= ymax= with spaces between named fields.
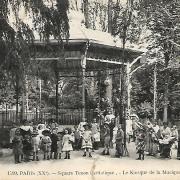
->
xmin=12 ymin=128 xmax=23 ymax=164
xmin=136 ymin=130 xmax=145 ymax=160
xmin=50 ymin=129 xmax=58 ymax=159
xmin=57 ymin=130 xmax=64 ymax=159
xmin=31 ymin=129 xmax=40 ymax=161
xmin=62 ymin=129 xmax=73 ymax=159
xmin=81 ymin=124 xmax=93 ymax=157
xmin=22 ymin=134 xmax=32 ymax=162
xmin=102 ymin=123 xmax=111 ymax=155
xmin=41 ymin=129 xmax=52 ymax=160
xmin=73 ymin=125 xmax=81 ymax=150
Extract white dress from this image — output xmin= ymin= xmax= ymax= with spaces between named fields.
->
xmin=31 ymin=136 xmax=41 ymax=152
xmin=81 ymin=130 xmax=93 ymax=149
xmin=62 ymin=134 xmax=73 ymax=152
xmin=91 ymin=123 xmax=100 ymax=142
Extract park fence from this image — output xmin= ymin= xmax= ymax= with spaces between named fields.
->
xmin=0 ymin=109 xmax=96 ymax=128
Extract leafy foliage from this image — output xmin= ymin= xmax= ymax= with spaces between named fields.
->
xmin=0 ymin=0 xmax=69 ymax=120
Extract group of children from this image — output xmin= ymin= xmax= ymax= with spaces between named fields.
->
xmin=12 ymin=127 xmax=65 ymax=163
xmin=11 ymin=118 xmax=148 ymax=164
xmin=12 ymin=121 xmax=98 ymax=164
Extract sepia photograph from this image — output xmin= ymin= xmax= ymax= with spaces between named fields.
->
xmin=0 ymin=0 xmax=180 ymax=179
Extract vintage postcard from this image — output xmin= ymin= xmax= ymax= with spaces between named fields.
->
xmin=0 ymin=0 xmax=180 ymax=180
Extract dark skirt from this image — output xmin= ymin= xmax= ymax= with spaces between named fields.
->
xmin=177 ymin=140 xmax=180 ymax=159
xmin=160 ymin=144 xmax=171 ymax=158
xmin=51 ymin=143 xmax=58 ymax=152
xmin=116 ymin=142 xmax=123 ymax=157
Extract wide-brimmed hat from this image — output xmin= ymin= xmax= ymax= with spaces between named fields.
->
xmin=42 ymin=129 xmax=50 ymax=135
xmin=83 ymin=123 xmax=91 ymax=128
xmin=104 ymin=122 xmax=110 ymax=126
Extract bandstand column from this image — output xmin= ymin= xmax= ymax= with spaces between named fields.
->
xmin=81 ymin=54 xmax=87 ymax=121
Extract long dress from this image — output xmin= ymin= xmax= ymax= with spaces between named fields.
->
xmin=62 ymin=134 xmax=73 ymax=152
xmin=177 ymin=138 xmax=180 ymax=159
xmin=115 ymin=129 xmax=124 ymax=157
xmin=145 ymin=130 xmax=158 ymax=155
xmin=81 ymin=130 xmax=93 ymax=149
xmin=104 ymin=127 xmax=111 ymax=147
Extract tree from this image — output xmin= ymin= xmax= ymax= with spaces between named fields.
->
xmin=137 ymin=0 xmax=180 ymax=122
xmin=0 ymin=0 xmax=70 ymax=121
xmin=110 ymin=0 xmax=144 ymax=125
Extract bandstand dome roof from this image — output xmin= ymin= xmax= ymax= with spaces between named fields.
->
xmin=32 ymin=11 xmax=145 ymax=71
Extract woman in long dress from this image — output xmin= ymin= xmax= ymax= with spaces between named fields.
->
xmin=91 ymin=118 xmax=100 ymax=150
xmin=102 ymin=123 xmax=111 ymax=155
xmin=115 ymin=125 xmax=124 ymax=158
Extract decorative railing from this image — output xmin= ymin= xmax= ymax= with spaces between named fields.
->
xmin=0 ymin=109 xmax=96 ymax=128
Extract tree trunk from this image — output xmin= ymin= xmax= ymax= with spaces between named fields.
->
xmin=55 ymin=62 xmax=59 ymax=123
xmin=15 ymin=76 xmax=19 ymax=122
xmin=163 ymin=79 xmax=169 ymax=122
xmin=163 ymin=52 xmax=170 ymax=122
xmin=21 ymin=91 xmax=25 ymax=121
xmin=108 ymin=0 xmax=113 ymax=33
xmin=83 ymin=0 xmax=90 ymax=28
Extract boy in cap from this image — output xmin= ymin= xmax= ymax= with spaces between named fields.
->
xmin=12 ymin=128 xmax=23 ymax=164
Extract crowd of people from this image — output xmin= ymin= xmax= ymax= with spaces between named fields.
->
xmin=134 ymin=121 xmax=179 ymax=160
xmin=8 ymin=110 xmax=180 ymax=164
